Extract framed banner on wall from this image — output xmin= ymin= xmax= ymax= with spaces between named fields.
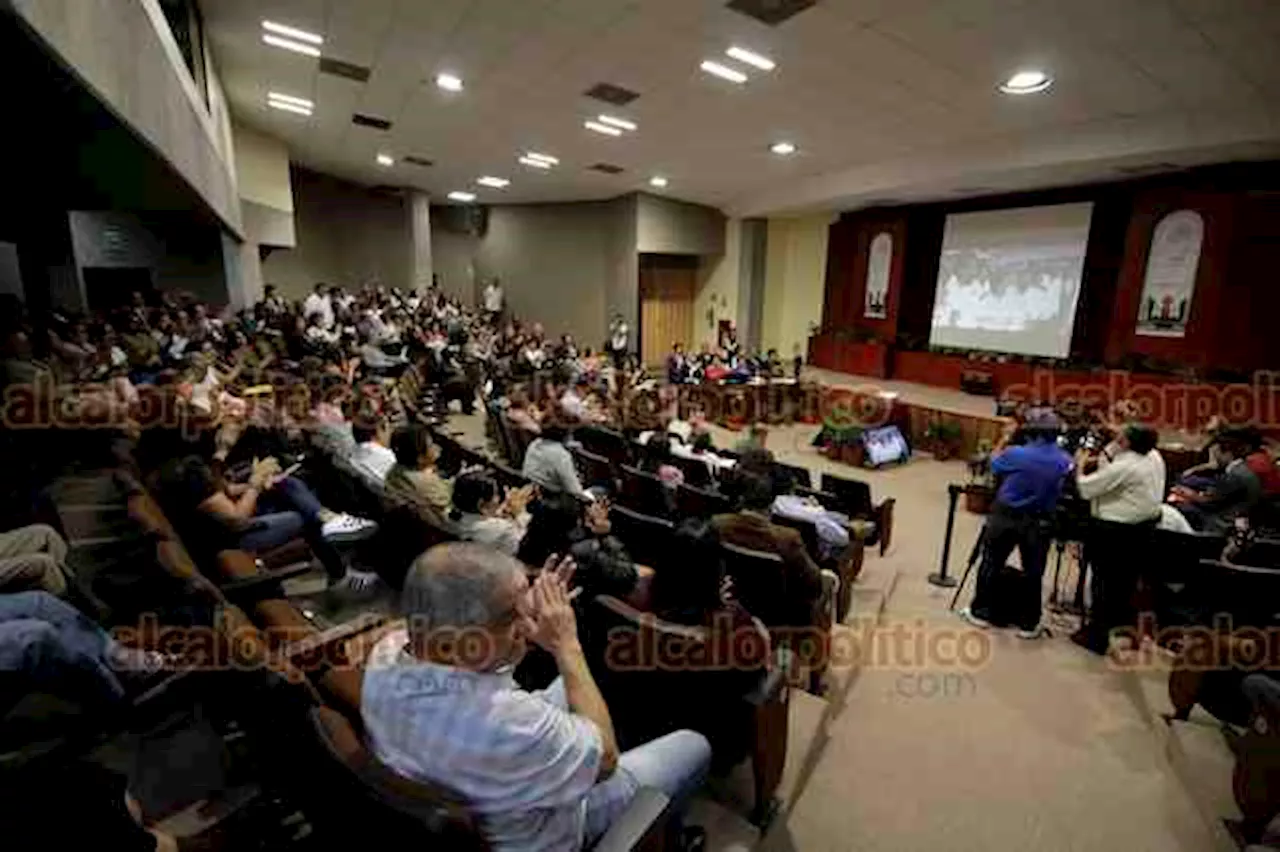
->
xmin=864 ymin=231 xmax=892 ymax=319
xmin=1136 ymin=209 xmax=1203 ymax=338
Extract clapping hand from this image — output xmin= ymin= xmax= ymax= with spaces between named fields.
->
xmin=526 ymin=555 xmax=580 ymax=654
xmin=249 ymin=456 xmax=281 ymax=490
xmin=503 ymin=484 xmax=535 ymax=516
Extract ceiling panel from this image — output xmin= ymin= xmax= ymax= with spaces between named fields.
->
xmin=202 ymin=0 xmax=1280 ymax=211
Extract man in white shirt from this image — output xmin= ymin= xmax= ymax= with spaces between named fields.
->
xmin=1073 ymin=424 xmax=1164 ymax=655
xmin=483 ymin=279 xmax=504 ymax=320
xmin=362 ymin=545 xmax=711 ymax=851
xmin=347 ymin=417 xmax=396 ymax=489
xmin=303 ymin=283 xmax=335 ymax=330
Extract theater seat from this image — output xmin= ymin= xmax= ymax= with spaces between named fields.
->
xmin=584 ymin=596 xmax=790 ymax=828
xmin=609 ymin=505 xmax=676 ymax=569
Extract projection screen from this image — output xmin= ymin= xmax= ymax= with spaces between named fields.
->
xmin=928 ymin=202 xmax=1094 ymax=359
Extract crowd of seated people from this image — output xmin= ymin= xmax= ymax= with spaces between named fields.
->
xmin=665 ymin=338 xmax=794 ymax=386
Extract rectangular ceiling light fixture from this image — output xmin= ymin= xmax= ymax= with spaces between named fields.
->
xmin=477 ymin=176 xmax=510 ymax=188
xmin=726 ymin=46 xmax=775 ymax=71
xmin=519 ymin=157 xmax=553 ymax=169
xmin=700 ymin=60 xmax=747 ymax=83
xmin=525 ymin=152 xmax=559 ymax=165
xmin=262 ymin=20 xmax=323 ymax=57
xmin=585 ymin=120 xmax=623 ymax=136
xmin=597 ymin=114 xmax=637 ymax=131
xmin=267 ymin=91 xmax=313 ymax=115
xmin=448 ymin=191 xmax=477 ymax=202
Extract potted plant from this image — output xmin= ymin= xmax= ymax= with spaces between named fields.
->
xmin=812 ymin=423 xmax=865 ymax=466
xmin=923 ymin=420 xmax=962 ymax=461
xmin=964 ymin=440 xmax=996 ymax=514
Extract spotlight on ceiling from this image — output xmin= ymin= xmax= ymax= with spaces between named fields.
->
xmin=448 ymin=191 xmax=476 ymax=202
xmin=649 ymin=176 xmax=669 ymax=188
xmin=376 ymin=153 xmax=395 ymax=167
xmin=770 ymin=141 xmax=797 ymax=156
xmin=436 ymin=72 xmax=464 ymax=92
xmin=999 ymin=69 xmax=1052 ymax=94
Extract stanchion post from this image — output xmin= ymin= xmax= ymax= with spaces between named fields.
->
xmin=929 ymin=483 xmax=963 ymax=588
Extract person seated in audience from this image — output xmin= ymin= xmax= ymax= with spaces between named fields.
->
xmin=303 ymin=281 xmax=335 ymax=330
xmin=1171 ymin=428 xmax=1264 ymax=534
xmin=120 ymin=315 xmax=162 ymax=382
xmin=666 ymin=342 xmax=691 ymax=385
xmin=702 ymin=355 xmax=730 ymax=383
xmin=559 ymin=377 xmax=593 ymax=423
xmin=309 ymin=382 xmax=357 ymax=459
xmin=348 ymin=415 xmax=397 ymax=489
xmin=519 ymin=498 xmax=652 ymax=605
xmin=0 ymin=590 xmax=166 ymax=711
xmin=0 ymin=523 xmax=73 ymax=597
xmin=362 ymin=544 xmax=711 ymax=851
xmin=557 ymin=333 xmax=579 ymax=362
xmin=162 ymin=455 xmax=377 ymax=591
xmin=672 ymin=431 xmax=736 ymax=476
xmin=734 ymin=422 xmax=769 ymax=455
xmin=384 ymin=424 xmax=454 ymax=526
xmin=639 ymin=436 xmax=684 ymax=489
xmin=713 ymin=471 xmax=834 ymax=628
xmin=359 ymin=332 xmax=409 ymax=377
xmin=304 ymin=312 xmax=341 ymax=352
xmin=504 ymin=387 xmax=543 ymax=436
xmin=450 ymin=471 xmax=535 ymax=556
xmin=523 ymin=422 xmax=589 ymax=499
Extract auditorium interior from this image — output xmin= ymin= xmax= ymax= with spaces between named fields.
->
xmin=3 ymin=0 xmax=1280 ymax=849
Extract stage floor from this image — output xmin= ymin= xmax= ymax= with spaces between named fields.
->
xmin=804 ymin=366 xmax=1005 ymax=420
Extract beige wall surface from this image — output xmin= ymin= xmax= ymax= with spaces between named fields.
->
xmin=695 ymin=218 xmax=742 ymax=350
xmin=262 ymin=169 xmax=411 ymax=299
xmin=12 ymin=0 xmax=241 ymax=235
xmin=232 ymin=121 xmax=293 ymax=213
xmin=636 ymin=193 xmax=726 ymax=256
xmin=762 ymin=214 xmax=832 ymax=357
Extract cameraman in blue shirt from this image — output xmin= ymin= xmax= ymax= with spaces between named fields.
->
xmin=960 ymin=408 xmax=1073 ymax=638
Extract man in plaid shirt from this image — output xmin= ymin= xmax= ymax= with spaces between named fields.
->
xmin=362 ymin=543 xmax=710 ymax=850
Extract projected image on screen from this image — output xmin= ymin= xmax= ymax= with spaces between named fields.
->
xmin=929 ymin=203 xmax=1094 ymax=359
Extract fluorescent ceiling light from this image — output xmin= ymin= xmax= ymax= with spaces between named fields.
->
xmin=519 ymin=157 xmax=553 ymax=169
xmin=585 ymin=120 xmax=623 ymax=136
xmin=376 ymin=153 xmax=395 ymax=166
xmin=999 ymin=70 xmax=1052 ymax=94
xmin=700 ymin=60 xmax=747 ymax=83
xmin=267 ymin=92 xmax=313 ymax=108
xmin=649 ymin=176 xmax=668 ymax=188
xmin=262 ymin=20 xmax=323 ymax=45
xmin=448 ymin=191 xmax=477 ymax=202
xmin=726 ymin=46 xmax=775 ymax=71
xmin=436 ymin=73 xmax=464 ymax=92
xmin=262 ymin=34 xmax=321 ymax=57
xmin=597 ymin=114 xmax=636 ymax=131
xmin=268 ymin=100 xmax=312 ymax=116
xmin=770 ymin=141 xmax=797 ymax=155
xmin=477 ymin=176 xmax=510 ymax=188
xmin=525 ymin=152 xmax=559 ymax=165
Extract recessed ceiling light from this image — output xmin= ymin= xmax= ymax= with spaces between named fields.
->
xmin=436 ymin=73 xmax=463 ymax=92
xmin=999 ymin=69 xmax=1052 ymax=95
xmin=448 ymin=191 xmax=476 ymax=202
xmin=770 ymin=141 xmax=797 ymax=155
xmin=376 ymin=153 xmax=395 ymax=167
xmin=262 ymin=20 xmax=323 ymax=45
xmin=477 ymin=176 xmax=510 ymax=188
xmin=268 ymin=100 xmax=312 ymax=116
xmin=585 ymin=120 xmax=623 ymax=136
xmin=262 ymin=34 xmax=321 ymax=57
xmin=700 ymin=60 xmax=748 ymax=84
xmin=525 ymin=152 xmax=559 ymax=165
xmin=519 ymin=157 xmax=552 ymax=169
xmin=597 ymin=114 xmax=637 ymax=131
xmin=649 ymin=176 xmax=668 ymax=188
xmin=726 ymin=46 xmax=775 ymax=71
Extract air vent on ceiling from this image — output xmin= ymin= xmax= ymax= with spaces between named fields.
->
xmin=404 ymin=156 xmax=434 ymax=168
xmin=585 ymin=82 xmax=640 ymax=106
xmin=352 ymin=113 xmax=393 ymax=131
xmin=725 ymin=0 xmax=818 ymax=27
xmin=588 ymin=163 xmax=625 ymax=175
xmin=319 ymin=57 xmax=372 ymax=83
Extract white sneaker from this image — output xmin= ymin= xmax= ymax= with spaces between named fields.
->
xmin=958 ymin=607 xmax=991 ymax=629
xmin=1016 ymin=624 xmax=1046 ymax=640
xmin=322 ymin=513 xmax=378 ymax=541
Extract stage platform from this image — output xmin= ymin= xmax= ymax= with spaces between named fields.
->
xmin=804 ymin=367 xmax=1002 ymax=420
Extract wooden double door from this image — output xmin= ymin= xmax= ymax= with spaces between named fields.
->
xmin=638 ymin=255 xmax=697 ymax=366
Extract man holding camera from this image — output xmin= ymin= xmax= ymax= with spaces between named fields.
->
xmin=1071 ymin=423 xmax=1165 ymax=655
xmin=960 ymin=408 xmax=1072 ymax=639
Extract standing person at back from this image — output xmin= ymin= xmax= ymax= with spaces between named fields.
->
xmin=606 ymin=314 xmax=630 ymax=371
xmin=960 ymin=408 xmax=1072 ymax=639
xmin=483 ymin=278 xmax=505 ymax=325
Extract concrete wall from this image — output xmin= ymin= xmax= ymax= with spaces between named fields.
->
xmin=636 ymin=193 xmax=725 ymax=256
xmin=261 ymin=169 xmax=411 ymax=299
xmin=694 ymin=219 xmax=743 ymax=349
xmin=11 ymin=0 xmax=241 ymax=235
xmin=762 ymin=213 xmax=832 ymax=358
xmin=232 ymin=121 xmax=295 ymax=249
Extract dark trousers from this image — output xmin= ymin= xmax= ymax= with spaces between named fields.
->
xmin=240 ymin=477 xmax=346 ymax=580
xmin=1082 ymin=518 xmax=1156 ymax=651
xmin=970 ymin=507 xmax=1052 ymax=630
